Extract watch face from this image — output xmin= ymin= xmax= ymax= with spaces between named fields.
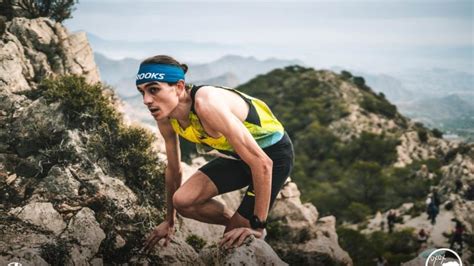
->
xmin=250 ymin=215 xmax=266 ymax=229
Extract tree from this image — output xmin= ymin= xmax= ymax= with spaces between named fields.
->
xmin=1 ymin=0 xmax=78 ymax=23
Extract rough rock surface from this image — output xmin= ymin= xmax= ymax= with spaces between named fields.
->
xmin=9 ymin=202 xmax=67 ymax=235
xmin=199 ymin=236 xmax=287 ymax=266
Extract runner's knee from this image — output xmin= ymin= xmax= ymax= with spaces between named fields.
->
xmin=172 ymin=189 xmax=194 ymax=213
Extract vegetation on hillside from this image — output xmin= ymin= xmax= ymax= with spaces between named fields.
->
xmin=337 ymin=227 xmax=420 ymax=266
xmin=0 ymin=0 xmax=78 ymax=22
xmin=238 ymin=66 xmax=442 ymax=222
xmin=16 ymin=75 xmax=166 ymax=262
xmin=34 ymin=75 xmax=165 ymax=207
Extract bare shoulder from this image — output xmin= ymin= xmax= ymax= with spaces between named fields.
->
xmin=193 ymin=85 xmax=217 ymax=102
xmin=194 ymin=86 xmax=235 ymax=112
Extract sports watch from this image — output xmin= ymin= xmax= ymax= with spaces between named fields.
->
xmin=249 ymin=215 xmax=267 ymax=229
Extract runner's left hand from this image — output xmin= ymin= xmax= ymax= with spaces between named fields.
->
xmin=219 ymin=227 xmax=263 ymax=249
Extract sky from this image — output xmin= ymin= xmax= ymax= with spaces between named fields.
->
xmin=65 ymin=0 xmax=474 ymax=74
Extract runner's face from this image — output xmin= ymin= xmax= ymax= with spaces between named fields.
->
xmin=137 ymin=81 xmax=179 ymax=120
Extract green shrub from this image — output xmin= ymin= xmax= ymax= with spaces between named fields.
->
xmin=431 ymin=128 xmax=443 ymax=138
xmin=341 ymin=70 xmax=353 ymax=79
xmin=360 ymin=93 xmax=397 ymax=118
xmin=352 ymin=76 xmax=366 ymax=88
xmin=186 ymin=234 xmax=207 ymax=253
xmin=416 ymin=128 xmax=428 ymax=143
xmin=266 ymin=220 xmax=286 ymax=242
xmin=343 ymin=202 xmax=372 ymax=223
xmin=337 ymin=227 xmax=377 ymax=266
xmin=3 ymin=0 xmax=78 ymax=23
xmin=38 ymin=75 xmax=165 ymax=207
xmin=87 ymin=122 xmax=165 ymax=206
xmin=337 ymin=227 xmax=420 ymax=266
xmin=39 ymin=75 xmax=120 ymax=130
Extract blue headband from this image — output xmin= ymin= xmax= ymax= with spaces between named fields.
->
xmin=136 ymin=64 xmax=185 ymax=85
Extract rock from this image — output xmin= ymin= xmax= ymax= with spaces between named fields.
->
xmin=33 ymin=166 xmax=81 ymax=200
xmin=269 ymin=182 xmax=352 ymax=265
xmin=200 ymin=236 xmax=287 ymax=265
xmin=90 ymin=257 xmax=104 ymax=266
xmin=271 ymin=182 xmax=319 ymax=227
xmin=65 ymin=207 xmax=105 ymax=263
xmin=130 ymin=237 xmax=202 ymax=265
xmin=11 ymin=98 xmax=66 ymax=158
xmin=4 ymin=17 xmax=100 ymax=89
xmin=0 ymin=211 xmax=55 ymax=266
xmin=8 ymin=202 xmax=66 ymax=235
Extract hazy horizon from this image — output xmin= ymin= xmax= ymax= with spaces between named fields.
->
xmin=65 ymin=0 xmax=473 ymax=74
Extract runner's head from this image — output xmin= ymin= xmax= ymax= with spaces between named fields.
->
xmin=136 ymin=55 xmax=189 ymax=120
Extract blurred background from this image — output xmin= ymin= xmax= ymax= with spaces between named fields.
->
xmin=65 ymin=0 xmax=474 ymax=142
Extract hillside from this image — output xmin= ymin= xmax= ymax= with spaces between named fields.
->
xmin=236 ymin=66 xmax=473 ymax=265
xmin=0 ymin=18 xmax=352 ymax=265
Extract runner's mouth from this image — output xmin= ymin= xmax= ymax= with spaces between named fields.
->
xmin=149 ymin=107 xmax=160 ymax=115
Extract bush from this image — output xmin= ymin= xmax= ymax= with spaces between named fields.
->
xmin=266 ymin=220 xmax=286 ymax=242
xmin=360 ymin=93 xmax=397 ymax=119
xmin=38 ymin=75 xmax=165 ymax=207
xmin=431 ymin=128 xmax=443 ymax=138
xmin=416 ymin=128 xmax=428 ymax=143
xmin=341 ymin=70 xmax=353 ymax=79
xmin=337 ymin=227 xmax=420 ymax=266
xmin=186 ymin=234 xmax=206 ymax=253
xmin=40 ymin=75 xmax=120 ymax=130
xmin=352 ymin=76 xmax=366 ymax=87
xmin=2 ymin=0 xmax=78 ymax=23
xmin=343 ymin=202 xmax=372 ymax=223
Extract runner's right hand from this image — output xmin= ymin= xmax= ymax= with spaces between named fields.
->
xmin=143 ymin=221 xmax=174 ymax=253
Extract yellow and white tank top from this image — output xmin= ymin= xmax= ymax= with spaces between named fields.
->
xmin=169 ymin=85 xmax=285 ymax=159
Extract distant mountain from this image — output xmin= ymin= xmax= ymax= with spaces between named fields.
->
xmin=87 ymin=33 xmax=240 ymax=61
xmin=94 ymin=53 xmax=140 ymax=85
xmin=396 ymin=68 xmax=474 ymax=98
xmin=186 ymin=55 xmax=304 ymax=84
xmin=192 ymin=72 xmax=240 ymax=88
xmin=397 ymin=94 xmax=474 ymax=141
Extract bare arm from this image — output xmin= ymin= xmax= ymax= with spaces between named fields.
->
xmin=157 ymin=119 xmax=182 ymax=226
xmin=195 ymin=92 xmax=273 ymax=222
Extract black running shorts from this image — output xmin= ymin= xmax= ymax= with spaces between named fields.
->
xmin=198 ymin=131 xmax=295 ymax=220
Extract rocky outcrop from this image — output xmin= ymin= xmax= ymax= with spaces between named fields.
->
xmin=0 ymin=17 xmax=353 ymax=265
xmin=1 ymin=17 xmax=99 ymax=93
xmin=269 ymin=180 xmax=353 ymax=265
xmin=199 ymin=236 xmax=287 ymax=266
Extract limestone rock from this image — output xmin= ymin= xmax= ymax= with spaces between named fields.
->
xmin=8 ymin=202 xmax=66 ymax=235
xmin=199 ymin=236 xmax=287 ymax=266
xmin=65 ymin=207 xmax=105 ymax=263
xmin=33 ymin=166 xmax=81 ymax=201
xmin=130 ymin=237 xmax=202 ymax=265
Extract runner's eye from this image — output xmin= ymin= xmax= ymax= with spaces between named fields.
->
xmin=149 ymin=87 xmax=159 ymax=94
